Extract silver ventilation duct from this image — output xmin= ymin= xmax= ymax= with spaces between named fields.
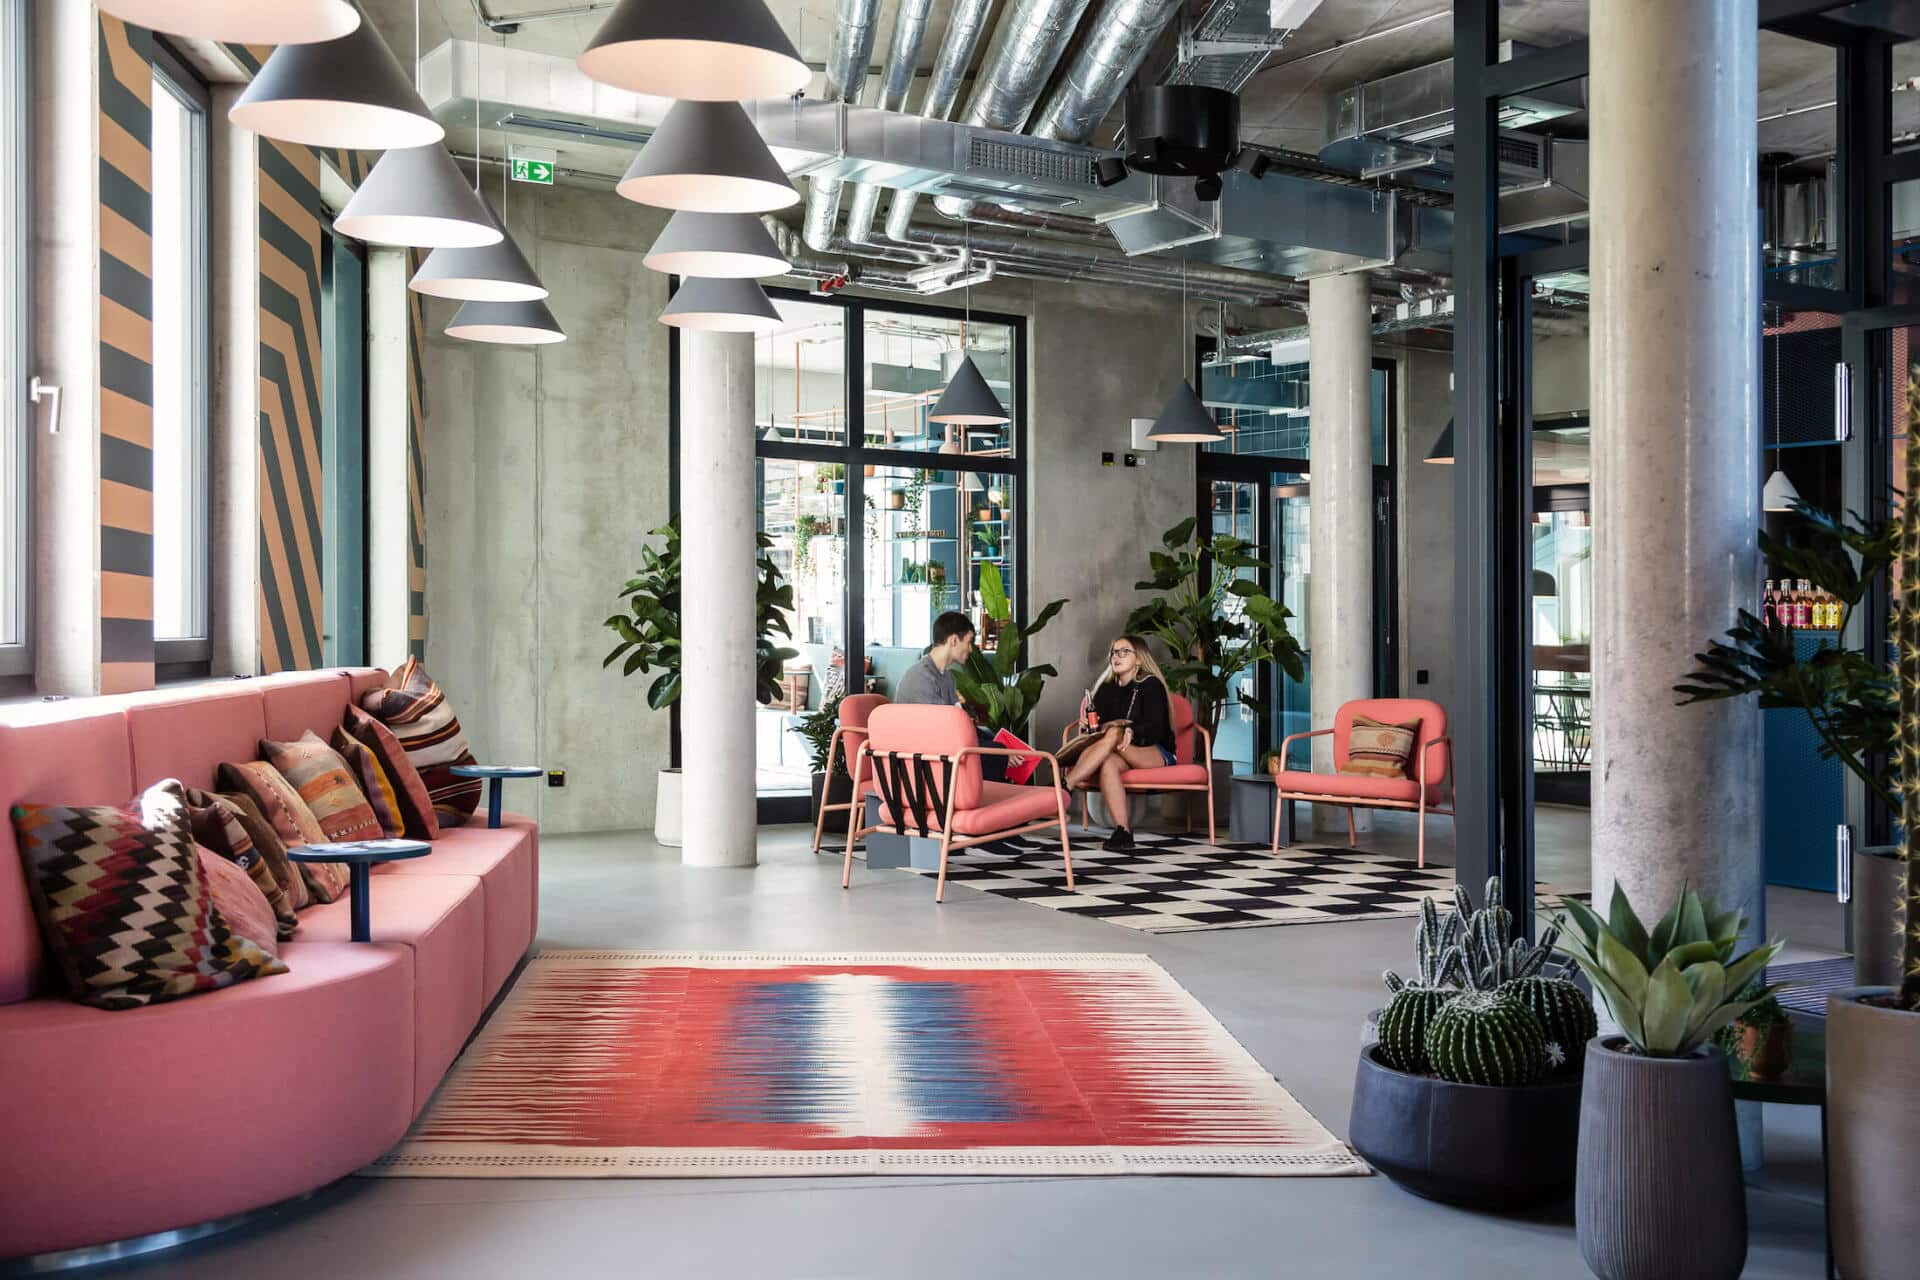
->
xmin=843 ymin=0 xmax=936 ymax=245
xmin=883 ymin=0 xmax=997 ymax=244
xmin=1030 ymin=0 xmax=1184 ymax=143
xmin=802 ymin=0 xmax=883 ymax=251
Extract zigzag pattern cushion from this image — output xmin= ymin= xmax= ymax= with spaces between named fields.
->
xmin=341 ymin=705 xmax=440 ymax=839
xmin=141 ymin=779 xmax=298 ymax=939
xmin=1338 ymin=714 xmax=1422 ymax=780
xmin=8 ymin=802 xmax=286 ymax=1011
xmin=217 ymin=759 xmax=349 ymax=904
xmin=260 ymin=731 xmax=383 ymax=845
xmin=358 ymin=657 xmax=482 ymax=826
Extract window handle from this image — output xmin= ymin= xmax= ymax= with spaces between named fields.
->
xmin=1833 ymin=361 xmax=1851 ymax=443
xmin=29 ymin=377 xmax=61 ymax=435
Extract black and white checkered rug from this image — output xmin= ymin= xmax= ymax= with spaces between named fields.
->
xmin=909 ymin=830 xmax=1582 ymax=935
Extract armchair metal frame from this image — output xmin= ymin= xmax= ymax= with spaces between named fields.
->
xmin=1270 ymin=728 xmax=1455 ymax=867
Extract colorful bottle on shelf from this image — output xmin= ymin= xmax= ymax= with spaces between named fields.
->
xmin=1762 ymin=579 xmax=1779 ymax=628
xmin=1795 ymin=580 xmax=1814 ymax=629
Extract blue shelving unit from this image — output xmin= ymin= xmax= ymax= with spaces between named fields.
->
xmin=1762 ymin=629 xmax=1843 ymax=892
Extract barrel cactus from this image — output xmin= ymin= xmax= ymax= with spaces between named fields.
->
xmin=1425 ymin=991 xmax=1548 ymax=1086
xmin=1378 ymin=985 xmax=1454 ymax=1073
xmin=1500 ymin=975 xmax=1597 ymax=1074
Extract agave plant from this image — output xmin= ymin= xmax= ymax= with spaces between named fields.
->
xmin=1551 ymin=884 xmax=1785 ymax=1057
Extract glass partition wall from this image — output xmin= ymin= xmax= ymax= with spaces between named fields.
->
xmin=679 ymin=289 xmax=1028 ymax=816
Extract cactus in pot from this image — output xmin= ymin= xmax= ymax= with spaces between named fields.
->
xmin=1425 ymin=991 xmax=1548 ymax=1087
xmin=1378 ymin=896 xmax=1461 ymax=1072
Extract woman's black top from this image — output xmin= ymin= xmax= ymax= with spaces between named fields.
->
xmin=1090 ymin=675 xmax=1176 ymax=754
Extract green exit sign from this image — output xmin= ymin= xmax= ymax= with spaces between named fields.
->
xmin=510 ymin=147 xmax=556 ymax=185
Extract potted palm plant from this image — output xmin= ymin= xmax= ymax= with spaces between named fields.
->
xmin=1549 ymin=886 xmax=1784 ymax=1280
xmin=952 ymin=562 xmax=1067 ymax=781
xmin=796 ymin=695 xmax=850 ymax=822
xmin=602 ymin=519 xmax=798 ymax=845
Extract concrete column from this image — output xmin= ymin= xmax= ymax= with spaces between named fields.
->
xmin=1307 ymin=271 xmax=1374 ymax=830
xmin=1591 ymin=0 xmax=1762 ymax=933
xmin=678 ymin=330 xmax=758 ymax=868
xmin=365 ymin=248 xmax=412 ymax=668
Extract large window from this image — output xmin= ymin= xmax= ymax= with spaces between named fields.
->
xmin=1 ymin=0 xmax=28 ymax=679
xmin=150 ymin=51 xmax=211 ymax=664
xmin=688 ymin=289 xmax=1027 ymax=814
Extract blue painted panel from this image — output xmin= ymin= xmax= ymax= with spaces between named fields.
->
xmin=1762 ymin=630 xmax=1843 ymax=892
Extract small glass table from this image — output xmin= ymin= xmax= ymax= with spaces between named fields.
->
xmin=450 ymin=764 xmax=543 ymax=828
xmin=1729 ymin=1019 xmax=1830 ymax=1278
xmin=287 ymin=839 xmax=430 ymax=942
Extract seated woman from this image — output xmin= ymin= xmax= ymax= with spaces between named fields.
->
xmin=1064 ymin=635 xmax=1178 ymax=851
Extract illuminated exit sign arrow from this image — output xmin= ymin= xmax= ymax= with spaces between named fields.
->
xmin=510 ymin=146 xmax=557 ymax=185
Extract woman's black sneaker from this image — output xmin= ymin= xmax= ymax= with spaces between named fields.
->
xmin=1103 ymin=827 xmax=1135 ymax=852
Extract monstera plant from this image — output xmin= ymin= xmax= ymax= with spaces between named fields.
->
xmin=951 ymin=561 xmax=1066 ymax=738
xmin=1126 ymin=516 xmax=1304 ymax=735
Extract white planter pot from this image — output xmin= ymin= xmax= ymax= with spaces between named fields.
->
xmin=655 ymin=768 xmax=683 ymax=847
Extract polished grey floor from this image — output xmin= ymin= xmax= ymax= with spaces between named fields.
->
xmin=115 ymin=814 xmax=1831 ymax=1280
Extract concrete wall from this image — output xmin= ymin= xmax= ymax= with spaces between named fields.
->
xmin=421 ymin=183 xmax=1230 ymax=833
xmin=1396 ymin=344 xmax=1457 ymax=719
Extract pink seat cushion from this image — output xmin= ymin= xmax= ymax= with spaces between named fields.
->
xmin=375 ymin=821 xmax=535 ymax=1000
xmin=0 ymin=939 xmax=413 ymax=1258
xmin=1273 ymin=769 xmax=1441 ymax=805
xmin=126 ymin=687 xmax=269 ymax=792
xmin=950 ymin=782 xmax=1063 ymax=837
xmin=1115 ymin=763 xmax=1210 ymax=787
xmin=296 ymin=875 xmax=487 ymax=1113
xmin=344 ymin=667 xmax=390 ymax=703
xmin=258 ymin=670 xmax=353 ymax=742
xmin=839 ymin=693 xmax=887 ymax=731
xmin=1334 ymin=698 xmax=1450 ymax=785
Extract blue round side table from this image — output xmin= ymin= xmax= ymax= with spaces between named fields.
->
xmin=287 ymin=839 xmax=431 ymax=942
xmin=450 ymin=764 xmax=543 ymax=829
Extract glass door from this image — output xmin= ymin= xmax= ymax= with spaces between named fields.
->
xmin=1271 ymin=477 xmax=1312 ymax=763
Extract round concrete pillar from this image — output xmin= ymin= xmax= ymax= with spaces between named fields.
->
xmin=1308 ymin=271 xmax=1375 ymax=831
xmin=1591 ymin=0 xmax=1761 ymax=930
xmin=677 ymin=329 xmax=759 ymax=867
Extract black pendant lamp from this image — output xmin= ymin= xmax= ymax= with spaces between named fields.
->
xmin=928 ymin=225 xmax=1009 ymax=426
xmin=228 ymin=15 xmax=441 ymax=150
xmin=1423 ymin=419 xmax=1455 ymax=464
xmin=1147 ymin=263 xmax=1224 ymax=444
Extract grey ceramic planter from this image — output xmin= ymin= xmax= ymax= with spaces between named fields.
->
xmin=1576 ymin=1038 xmax=1746 ymax=1280
xmin=1827 ymin=986 xmax=1920 ymax=1280
xmin=1850 ymin=849 xmax=1904 ymax=986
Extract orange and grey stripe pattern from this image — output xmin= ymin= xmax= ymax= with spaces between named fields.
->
xmin=256 ymin=139 xmax=326 ymax=673
xmin=407 ymin=257 xmax=427 ymax=660
xmin=98 ymin=15 xmax=156 ymax=695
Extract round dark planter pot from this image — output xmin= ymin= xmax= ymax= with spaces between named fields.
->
xmin=1347 ymin=1044 xmax=1581 ymax=1210
xmin=1850 ymin=848 xmax=1904 ymax=986
xmin=809 ymin=771 xmax=853 ymax=822
xmin=1576 ymin=1038 xmax=1745 ymax=1280
xmin=1828 ymin=986 xmax=1920 ymax=1280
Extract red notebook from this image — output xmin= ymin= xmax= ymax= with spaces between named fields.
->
xmin=993 ymin=729 xmax=1043 ymax=786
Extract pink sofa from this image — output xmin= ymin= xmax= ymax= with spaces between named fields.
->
xmin=0 ymin=669 xmax=539 ymax=1260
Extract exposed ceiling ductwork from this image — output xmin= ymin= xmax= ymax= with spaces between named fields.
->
xmin=801 ymin=0 xmax=883 ymax=252
xmin=881 ymin=0 xmax=998 ymax=246
xmin=841 ymin=0 xmax=936 ymax=246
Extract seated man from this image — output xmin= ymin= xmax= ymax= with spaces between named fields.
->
xmin=893 ymin=611 xmax=975 ymax=707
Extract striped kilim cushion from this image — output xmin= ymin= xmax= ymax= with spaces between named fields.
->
xmin=358 ymin=657 xmax=482 ymax=826
xmin=332 ymin=726 xmax=404 ymax=839
xmin=8 ymin=802 xmax=286 ymax=1011
xmin=261 ymin=731 xmax=383 ymax=846
xmin=1338 ymin=714 xmax=1421 ymax=779
xmin=217 ymin=759 xmax=349 ymax=904
xmin=140 ymin=779 xmax=298 ymax=940
xmin=341 ymin=705 xmax=440 ymax=840
xmin=216 ymin=789 xmax=310 ymax=912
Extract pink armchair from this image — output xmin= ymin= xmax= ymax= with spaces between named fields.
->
xmin=845 ymin=705 xmax=1073 ymax=903
xmin=1062 ymin=691 xmax=1216 ymax=842
xmin=809 ymin=693 xmax=888 ymax=855
xmin=1269 ymin=698 xmax=1454 ymax=867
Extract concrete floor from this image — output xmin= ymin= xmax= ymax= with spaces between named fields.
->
xmin=111 ymin=815 xmax=1831 ymax=1280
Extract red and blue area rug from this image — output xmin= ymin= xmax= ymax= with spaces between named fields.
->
xmin=369 ymin=951 xmax=1367 ymax=1179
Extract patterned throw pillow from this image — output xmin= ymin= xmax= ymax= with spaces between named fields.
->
xmin=141 ymin=779 xmax=298 ymax=939
xmin=8 ymin=802 xmax=286 ymax=1011
xmin=215 ymin=761 xmax=348 ymax=905
xmin=1338 ymin=714 xmax=1422 ymax=780
xmin=195 ymin=847 xmax=282 ymax=957
xmin=260 ymin=731 xmax=382 ymax=845
xmin=341 ymin=705 xmax=440 ymax=840
xmin=217 ymin=790 xmax=310 ymax=912
xmin=358 ymin=657 xmax=482 ymax=826
xmin=332 ymin=727 xmax=405 ymax=838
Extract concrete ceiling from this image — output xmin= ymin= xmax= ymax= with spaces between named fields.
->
xmin=359 ymin=0 xmax=1920 ymax=182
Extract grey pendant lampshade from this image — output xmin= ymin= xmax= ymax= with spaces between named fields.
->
xmin=335 ymin=146 xmax=503 ymax=248
xmin=579 ymin=0 xmax=810 ymax=100
xmin=1763 ymin=467 xmax=1802 ymax=512
xmin=658 ymin=278 xmax=783 ymax=333
xmin=643 ymin=212 xmax=787 ymax=279
xmin=1423 ymin=418 xmax=1455 ymax=464
xmin=411 ymin=203 xmax=546 ymax=301
xmin=445 ymin=299 xmax=567 ymax=346
xmin=98 ymin=0 xmax=359 ymax=43
xmin=229 ymin=19 xmax=441 ymax=150
xmin=928 ymin=355 xmax=1009 ymax=425
xmin=616 ymin=101 xmax=799 ymax=214
xmin=1146 ymin=380 xmax=1225 ymax=443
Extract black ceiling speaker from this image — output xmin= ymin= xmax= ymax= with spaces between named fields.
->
xmin=1113 ymin=83 xmax=1270 ymax=201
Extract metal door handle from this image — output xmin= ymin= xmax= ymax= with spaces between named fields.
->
xmin=1834 ymin=362 xmax=1852 ymax=443
xmin=29 ymin=377 xmax=60 ymax=435
xmin=1837 ymin=823 xmax=1852 ymax=903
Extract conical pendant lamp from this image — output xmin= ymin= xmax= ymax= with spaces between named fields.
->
xmin=335 ymin=145 xmax=502 ymax=248
xmin=98 ymin=0 xmax=359 ymax=43
xmin=1423 ymin=419 xmax=1455 ymax=464
xmin=411 ymin=202 xmax=546 ymax=301
xmin=659 ymin=278 xmax=783 ymax=333
xmin=643 ymin=212 xmax=787 ymax=279
xmin=617 ymin=101 xmax=798 ymax=214
xmin=1762 ymin=330 xmax=1799 ymax=512
xmin=928 ymin=355 xmax=1007 ymax=425
xmin=579 ymin=0 xmax=810 ymax=101
xmin=229 ymin=19 xmax=441 ymax=150
xmin=445 ymin=299 xmax=567 ymax=346
xmin=1146 ymin=379 xmax=1225 ymax=443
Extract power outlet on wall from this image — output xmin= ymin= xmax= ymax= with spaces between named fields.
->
xmin=547 ymin=769 xmax=567 ymax=788
xmin=1416 ymin=669 xmax=1430 ymax=685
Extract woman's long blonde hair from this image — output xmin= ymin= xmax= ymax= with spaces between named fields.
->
xmin=1092 ymin=634 xmax=1170 ymax=694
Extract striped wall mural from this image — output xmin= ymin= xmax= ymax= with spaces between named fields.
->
xmin=407 ymin=255 xmax=427 ymax=661
xmin=97 ymin=16 xmax=156 ymax=695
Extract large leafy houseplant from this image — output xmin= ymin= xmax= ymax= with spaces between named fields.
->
xmin=1125 ymin=516 xmax=1304 ymax=734
xmin=951 ymin=561 xmax=1067 ymax=736
xmin=796 ymin=695 xmax=849 ymax=780
xmin=602 ymin=518 xmax=798 ymax=709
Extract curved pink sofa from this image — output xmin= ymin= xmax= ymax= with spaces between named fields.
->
xmin=0 ymin=669 xmax=539 ymax=1260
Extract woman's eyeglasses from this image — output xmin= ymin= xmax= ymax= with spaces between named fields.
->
xmin=1109 ymin=648 xmax=1134 ymax=658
